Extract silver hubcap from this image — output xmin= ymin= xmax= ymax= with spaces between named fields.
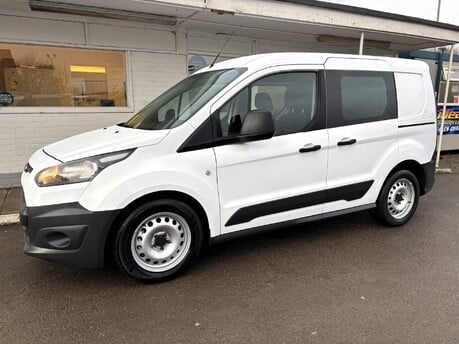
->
xmin=387 ymin=178 xmax=415 ymax=219
xmin=131 ymin=212 xmax=191 ymax=272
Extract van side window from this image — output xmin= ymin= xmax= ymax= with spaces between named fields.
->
xmin=326 ymin=71 xmax=397 ymax=128
xmin=217 ymin=88 xmax=249 ymax=137
xmin=214 ymin=72 xmax=318 ymax=138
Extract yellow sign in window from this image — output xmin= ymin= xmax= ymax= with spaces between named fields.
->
xmin=70 ymin=65 xmax=107 ymax=74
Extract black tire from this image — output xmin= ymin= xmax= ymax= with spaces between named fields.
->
xmin=114 ymin=199 xmax=204 ymax=282
xmin=373 ymin=170 xmax=420 ymax=226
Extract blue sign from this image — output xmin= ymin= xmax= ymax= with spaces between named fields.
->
xmin=437 ymin=105 xmax=459 ymax=135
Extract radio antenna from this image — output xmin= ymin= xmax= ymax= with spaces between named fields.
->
xmin=210 ymin=31 xmax=235 ymax=68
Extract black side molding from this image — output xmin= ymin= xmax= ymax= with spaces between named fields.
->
xmin=225 ymin=180 xmax=373 ymax=226
xmin=398 ymin=121 xmax=436 ymax=128
xmin=213 ymin=203 xmax=376 ymax=245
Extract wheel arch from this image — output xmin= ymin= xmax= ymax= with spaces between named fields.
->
xmin=384 ymin=160 xmax=426 ymax=195
xmin=104 ymin=190 xmax=211 ymax=266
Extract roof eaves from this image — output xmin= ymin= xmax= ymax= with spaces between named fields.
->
xmin=276 ymin=0 xmax=459 ymax=33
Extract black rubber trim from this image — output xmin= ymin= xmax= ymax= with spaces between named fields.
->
xmin=212 ymin=204 xmax=376 ymax=244
xmin=225 ymin=180 xmax=373 ymax=226
xmin=398 ymin=121 xmax=436 ymax=128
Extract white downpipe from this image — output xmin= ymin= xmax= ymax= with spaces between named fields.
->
xmin=435 ymin=44 xmax=455 ymax=169
xmin=359 ymin=32 xmax=364 ymax=55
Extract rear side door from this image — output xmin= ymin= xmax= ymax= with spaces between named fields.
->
xmin=212 ymin=67 xmax=329 ymax=234
xmin=324 ymin=58 xmax=399 ymax=213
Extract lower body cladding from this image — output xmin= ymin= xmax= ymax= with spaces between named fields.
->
xmin=20 ymin=196 xmax=119 ymax=268
xmin=421 ymin=159 xmax=435 ymax=195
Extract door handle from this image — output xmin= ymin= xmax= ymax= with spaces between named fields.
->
xmin=299 ymin=143 xmax=321 ymax=153
xmin=337 ymin=138 xmax=357 ymax=146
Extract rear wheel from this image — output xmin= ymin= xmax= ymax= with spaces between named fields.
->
xmin=114 ymin=199 xmax=204 ymax=282
xmin=373 ymin=170 xmax=420 ymax=226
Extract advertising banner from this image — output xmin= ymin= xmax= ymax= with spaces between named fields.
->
xmin=437 ymin=105 xmax=459 ymax=135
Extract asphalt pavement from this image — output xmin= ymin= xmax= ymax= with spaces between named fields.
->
xmin=1 ymin=174 xmax=459 ymax=344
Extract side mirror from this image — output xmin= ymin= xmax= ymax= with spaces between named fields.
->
xmin=239 ymin=111 xmax=275 ymax=142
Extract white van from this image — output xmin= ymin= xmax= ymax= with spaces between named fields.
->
xmin=20 ymin=53 xmax=436 ymax=282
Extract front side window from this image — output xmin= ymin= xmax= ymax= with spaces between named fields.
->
xmin=215 ymin=72 xmax=318 ymax=137
xmin=125 ymin=68 xmax=245 ymax=130
xmin=0 ymin=43 xmax=127 ymax=107
xmin=326 ymin=70 xmax=397 ymax=127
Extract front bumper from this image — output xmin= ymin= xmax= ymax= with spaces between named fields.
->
xmin=20 ymin=194 xmax=120 ymax=268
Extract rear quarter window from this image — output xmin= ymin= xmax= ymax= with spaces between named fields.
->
xmin=326 ymin=70 xmax=397 ymax=127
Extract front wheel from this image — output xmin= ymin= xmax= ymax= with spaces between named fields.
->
xmin=373 ymin=170 xmax=420 ymax=226
xmin=114 ymin=199 xmax=204 ymax=282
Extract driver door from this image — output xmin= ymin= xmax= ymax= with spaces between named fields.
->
xmin=213 ymin=69 xmax=329 ymax=234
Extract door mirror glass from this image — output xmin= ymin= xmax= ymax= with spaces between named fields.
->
xmin=239 ymin=111 xmax=275 ymax=142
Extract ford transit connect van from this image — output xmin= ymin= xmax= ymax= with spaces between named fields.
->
xmin=20 ymin=53 xmax=436 ymax=282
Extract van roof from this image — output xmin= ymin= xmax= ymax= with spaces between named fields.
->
xmin=200 ymin=53 xmax=428 ymax=74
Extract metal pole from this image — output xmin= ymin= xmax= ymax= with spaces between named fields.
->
xmin=359 ymin=32 xmax=364 ymax=55
xmin=435 ymin=44 xmax=454 ymax=169
xmin=436 ymin=0 xmax=442 ymax=22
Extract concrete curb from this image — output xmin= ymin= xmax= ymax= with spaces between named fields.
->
xmin=0 ymin=214 xmax=20 ymax=225
xmin=436 ymin=168 xmax=453 ymax=174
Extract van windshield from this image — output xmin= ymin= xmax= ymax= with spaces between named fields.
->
xmin=122 ymin=68 xmax=246 ymax=130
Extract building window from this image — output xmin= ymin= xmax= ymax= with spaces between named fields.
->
xmin=439 ymin=64 xmax=459 ymax=104
xmin=0 ymin=43 xmax=127 ymax=107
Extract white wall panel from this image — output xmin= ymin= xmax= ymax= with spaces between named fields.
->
xmin=88 ymin=23 xmax=176 ymax=51
xmin=0 ymin=15 xmax=85 ymax=44
xmin=256 ymin=42 xmax=313 ymax=53
xmin=188 ymin=35 xmax=252 ymax=56
xmin=130 ymin=51 xmax=186 ymax=111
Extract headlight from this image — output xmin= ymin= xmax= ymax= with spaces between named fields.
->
xmin=35 ymin=149 xmax=134 ymax=187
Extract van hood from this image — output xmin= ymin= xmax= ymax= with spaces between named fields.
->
xmin=44 ymin=125 xmax=169 ymax=162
